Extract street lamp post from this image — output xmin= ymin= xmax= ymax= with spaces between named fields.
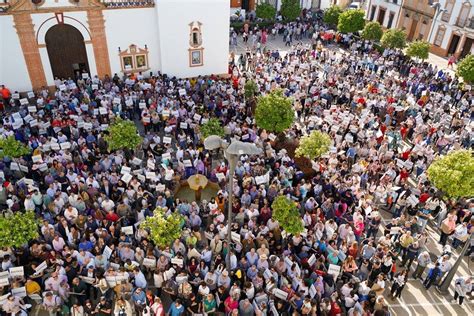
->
xmin=437 ymin=234 xmax=472 ymax=295
xmin=204 ymin=136 xmax=262 ymax=270
xmin=427 ymin=1 xmax=448 ymax=44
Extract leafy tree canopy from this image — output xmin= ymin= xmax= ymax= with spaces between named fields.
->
xmin=361 ymin=21 xmax=383 ymax=41
xmin=280 ymin=0 xmax=301 ymax=21
xmin=271 ymin=195 xmax=304 ymax=235
xmin=427 ymin=150 xmax=474 ymax=199
xmin=406 ymin=40 xmax=430 ymax=60
xmin=256 ymin=2 xmax=276 ymax=20
xmin=255 ymin=89 xmax=294 ymax=134
xmin=0 ymin=136 xmax=30 ymax=159
xmin=323 ymin=5 xmax=342 ymax=26
xmin=337 ymin=9 xmax=365 ymax=34
xmin=200 ymin=118 xmax=225 ymax=139
xmin=140 ymin=208 xmax=184 ymax=248
xmin=380 ymin=29 xmax=407 ymax=49
xmin=295 ymin=131 xmax=331 ymax=160
xmin=105 ymin=118 xmax=143 ymax=151
xmin=0 ymin=211 xmax=39 ymax=247
xmin=244 ymin=79 xmax=259 ymax=99
xmin=456 ymin=54 xmax=474 ymax=83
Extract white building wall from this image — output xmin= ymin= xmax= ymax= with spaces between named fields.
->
xmin=366 ymin=0 xmax=402 ymax=29
xmin=103 ymin=8 xmax=160 ymax=77
xmin=156 ymin=0 xmax=229 ymax=78
xmin=0 ymin=15 xmax=31 ymax=92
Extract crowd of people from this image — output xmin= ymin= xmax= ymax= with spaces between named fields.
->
xmin=0 ymin=12 xmax=473 ymax=316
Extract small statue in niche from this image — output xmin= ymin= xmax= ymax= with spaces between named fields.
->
xmin=189 ymin=21 xmax=203 ymax=48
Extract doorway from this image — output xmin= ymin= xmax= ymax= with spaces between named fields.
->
xmin=460 ymin=37 xmax=473 ymax=59
xmin=45 ymin=24 xmax=89 ymax=80
xmin=448 ymin=34 xmax=461 ymax=55
xmin=377 ymin=8 xmax=386 ymax=25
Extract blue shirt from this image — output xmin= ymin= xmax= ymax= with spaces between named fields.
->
xmin=168 ymin=303 xmax=184 ymax=316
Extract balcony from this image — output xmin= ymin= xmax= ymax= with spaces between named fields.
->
xmin=100 ymin=0 xmax=155 ymax=8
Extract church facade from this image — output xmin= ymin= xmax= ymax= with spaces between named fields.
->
xmin=0 ymin=0 xmax=230 ymax=91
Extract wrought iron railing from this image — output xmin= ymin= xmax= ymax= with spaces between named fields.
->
xmin=100 ymin=0 xmax=155 ymax=8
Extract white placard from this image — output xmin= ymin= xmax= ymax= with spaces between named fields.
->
xmin=9 ymin=266 xmax=24 ymax=278
xmin=59 ymin=84 xmax=67 ymax=91
xmin=179 ymin=88 xmax=186 ymax=96
xmin=0 ymin=278 xmax=9 ymax=287
xmin=29 ymin=119 xmax=38 ymax=127
xmin=99 ymin=107 xmax=108 ymax=115
xmin=12 ymin=93 xmax=20 ymax=99
xmin=121 ymin=173 xmax=132 ymax=184
xmin=60 ymin=142 xmax=71 ymax=150
xmin=309 ymin=284 xmax=317 ymax=298
xmin=121 ymin=166 xmax=132 ymax=175
xmin=163 ymin=137 xmax=172 ymax=144
xmin=121 ymin=226 xmax=133 ymax=235
xmin=132 ymin=157 xmax=142 ymax=165
xmin=146 ymin=171 xmax=156 ymax=180
xmin=31 ymin=155 xmax=42 ymax=163
xmin=156 ymin=184 xmax=166 ymax=192
xmin=171 ymin=258 xmax=184 ymax=267
xmin=82 ymin=73 xmax=89 ymax=79
xmin=19 ymin=165 xmax=29 ymax=173
xmin=114 ymin=97 xmax=121 ymax=104
xmin=307 ymin=254 xmax=316 ymax=267
xmin=216 ymin=173 xmax=225 ymax=182
xmin=103 ymin=246 xmax=113 ymax=259
xmin=11 ymin=286 xmax=27 ymax=298
xmin=84 ymin=123 xmax=93 ymax=130
xmin=273 ymin=288 xmax=288 ymax=300
xmin=193 ymin=113 xmax=201 ymax=121
xmin=92 ymin=84 xmax=99 ymax=90
xmin=183 ymin=160 xmax=192 ymax=168
xmin=139 ymin=102 xmax=146 ymax=109
xmin=162 ymin=110 xmax=170 ymax=117
xmin=142 ymin=258 xmax=157 ymax=267
xmin=20 ymin=98 xmax=29 ymax=105
xmin=80 ymin=276 xmax=96 ymax=284
xmin=180 ymin=122 xmax=188 ymax=129
xmin=28 ymin=105 xmax=37 ymax=113
xmin=327 ymin=264 xmax=341 ymax=277
xmin=50 ymin=143 xmax=60 ymax=151
xmin=161 ymin=153 xmax=171 ymax=160
xmin=10 ymin=162 xmax=20 ymax=171
xmin=35 ymin=261 xmax=48 ymax=274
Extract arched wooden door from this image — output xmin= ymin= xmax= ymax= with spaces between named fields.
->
xmin=45 ymin=24 xmax=90 ymax=80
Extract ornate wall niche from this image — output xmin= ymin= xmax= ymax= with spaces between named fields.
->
xmin=119 ymin=44 xmax=150 ymax=73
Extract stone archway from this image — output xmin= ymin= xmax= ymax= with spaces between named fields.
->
xmin=45 ymin=23 xmax=90 ymax=80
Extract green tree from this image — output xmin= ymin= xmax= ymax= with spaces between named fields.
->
xmin=244 ymin=80 xmax=259 ymax=99
xmin=200 ymin=118 xmax=225 ymax=139
xmin=140 ymin=208 xmax=184 ymax=248
xmin=361 ymin=21 xmax=383 ymax=41
xmin=427 ymin=150 xmax=474 ymax=199
xmin=456 ymin=54 xmax=474 ymax=83
xmin=0 ymin=211 xmax=39 ymax=247
xmin=271 ymin=195 xmax=304 ymax=235
xmin=380 ymin=29 xmax=407 ymax=49
xmin=295 ymin=131 xmax=331 ymax=159
xmin=256 ymin=2 xmax=276 ymax=20
xmin=0 ymin=136 xmax=30 ymax=159
xmin=337 ymin=9 xmax=365 ymax=34
xmin=105 ymin=118 xmax=143 ymax=151
xmin=255 ymin=89 xmax=294 ymax=134
xmin=323 ymin=5 xmax=342 ymax=27
xmin=406 ymin=40 xmax=430 ymax=60
xmin=280 ymin=0 xmax=301 ymax=21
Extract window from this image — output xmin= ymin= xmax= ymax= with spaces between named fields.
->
xmin=370 ymin=5 xmax=376 ymax=21
xmin=434 ymin=27 xmax=446 ymax=46
xmin=442 ymin=0 xmax=455 ymax=22
xmin=388 ymin=12 xmax=395 ymax=29
xmin=418 ymin=20 xmax=427 ymax=40
xmin=457 ymin=2 xmax=472 ymax=27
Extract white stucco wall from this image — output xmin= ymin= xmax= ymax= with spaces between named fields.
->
xmin=0 ymin=15 xmax=31 ymax=92
xmin=103 ymin=7 xmax=160 ymax=77
xmin=367 ymin=0 xmax=401 ymax=29
xmin=156 ymin=0 xmax=230 ymax=78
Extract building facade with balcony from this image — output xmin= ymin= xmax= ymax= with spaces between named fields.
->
xmin=396 ymin=0 xmax=436 ymax=42
xmin=0 ymin=0 xmax=230 ymax=91
xmin=429 ymin=0 xmax=474 ymax=59
xmin=366 ymin=0 xmax=403 ymax=29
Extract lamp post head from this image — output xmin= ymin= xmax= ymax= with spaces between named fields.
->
xmin=203 ymin=135 xmax=224 ymax=151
